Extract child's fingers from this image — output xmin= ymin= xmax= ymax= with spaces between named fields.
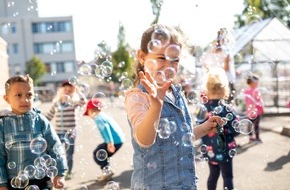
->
xmin=139 ymin=71 xmax=157 ymax=92
xmin=144 ymin=70 xmax=155 ymax=84
xmin=138 ymin=71 xmax=145 ymax=80
xmin=209 ymin=116 xmax=223 ymax=126
xmin=162 ymin=79 xmax=173 ymax=91
xmin=140 ymin=78 xmax=157 ymax=98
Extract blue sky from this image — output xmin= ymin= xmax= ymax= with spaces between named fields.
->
xmin=38 ymin=0 xmax=244 ymax=62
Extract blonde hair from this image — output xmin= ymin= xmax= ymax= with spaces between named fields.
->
xmin=204 ymin=68 xmax=229 ymax=98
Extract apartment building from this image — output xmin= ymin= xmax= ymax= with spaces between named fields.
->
xmin=0 ymin=0 xmax=78 ymax=89
xmin=0 ymin=36 xmax=9 ymax=108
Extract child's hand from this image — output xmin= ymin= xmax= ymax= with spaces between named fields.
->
xmin=53 ymin=176 xmax=65 ymax=189
xmin=107 ymin=143 xmax=116 ymax=153
xmin=139 ymin=70 xmax=172 ymax=102
xmin=203 ymin=115 xmax=224 ymax=134
xmin=0 ymin=186 xmax=8 ymax=190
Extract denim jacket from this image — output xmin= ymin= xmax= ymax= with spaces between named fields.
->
xmin=0 ymin=108 xmax=67 ymax=186
xmin=126 ymin=84 xmax=198 ymax=190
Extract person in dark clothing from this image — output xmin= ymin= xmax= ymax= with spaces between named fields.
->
xmin=199 ymin=68 xmax=239 ymax=190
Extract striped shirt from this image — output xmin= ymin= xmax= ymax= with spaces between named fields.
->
xmin=46 ymin=100 xmax=85 ymax=133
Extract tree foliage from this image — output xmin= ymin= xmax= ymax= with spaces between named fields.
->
xmin=150 ymin=0 xmax=164 ymax=24
xmin=111 ymin=23 xmax=135 ymax=84
xmin=25 ymin=56 xmax=46 ymax=85
xmin=234 ymin=0 xmax=290 ymax=28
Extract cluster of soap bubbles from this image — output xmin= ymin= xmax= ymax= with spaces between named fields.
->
xmin=8 ymin=137 xmax=60 ymax=189
xmin=78 ymin=60 xmax=113 ymax=78
xmin=77 ymin=58 xmax=133 ymax=94
xmin=154 ymin=118 xmax=196 ymax=147
xmin=69 ymin=59 xmax=133 ymax=100
xmin=190 ymin=99 xmax=256 ymax=160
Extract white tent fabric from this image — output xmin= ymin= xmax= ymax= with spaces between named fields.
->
xmin=232 ymin=17 xmax=290 ymax=62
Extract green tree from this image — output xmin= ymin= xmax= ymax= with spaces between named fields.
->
xmin=261 ymin=0 xmax=290 ymax=27
xmin=234 ymin=0 xmax=290 ymax=28
xmin=94 ymin=40 xmax=111 ymax=60
xmin=111 ymin=23 xmax=135 ymax=84
xmin=150 ymin=0 xmax=164 ymax=24
xmin=25 ymin=56 xmax=46 ymax=85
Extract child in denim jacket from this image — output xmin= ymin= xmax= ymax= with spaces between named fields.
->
xmin=124 ymin=24 xmax=223 ymax=189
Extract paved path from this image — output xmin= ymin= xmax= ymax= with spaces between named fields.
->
xmin=37 ymin=99 xmax=290 ymax=190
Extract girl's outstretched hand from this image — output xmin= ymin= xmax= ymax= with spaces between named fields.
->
xmin=139 ymin=70 xmax=172 ymax=102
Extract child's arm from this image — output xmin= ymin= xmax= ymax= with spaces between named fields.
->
xmin=107 ymin=143 xmax=116 ymax=153
xmin=193 ymin=116 xmax=224 ymax=140
xmin=96 ymin=120 xmax=115 ymax=151
xmin=254 ymin=89 xmax=265 ymax=115
xmin=223 ymin=54 xmax=230 ymax=72
xmin=45 ymin=103 xmax=56 ymax=121
xmin=94 ymin=123 xmax=116 ymax=152
xmin=40 ymin=115 xmax=68 ymax=181
xmin=132 ymin=71 xmax=172 ymax=147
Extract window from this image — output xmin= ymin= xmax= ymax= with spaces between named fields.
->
xmin=64 ymin=61 xmax=75 ymax=72
xmin=1 ymin=23 xmax=9 ymax=35
xmin=50 ymin=62 xmax=57 ymax=73
xmin=32 ymin=21 xmax=72 ymax=33
xmin=45 ymin=63 xmax=51 ymax=73
xmin=42 ymin=43 xmax=54 ymax=54
xmin=46 ymin=61 xmax=75 ymax=73
xmin=10 ymin=23 xmax=16 ymax=33
xmin=45 ymin=22 xmax=54 ymax=32
xmin=1 ymin=22 xmax=16 ymax=35
xmin=56 ymin=62 xmax=65 ymax=73
xmin=61 ymin=42 xmax=73 ymax=53
xmin=34 ymin=41 xmax=73 ymax=54
xmin=14 ymin=64 xmax=20 ymax=75
xmin=12 ymin=43 xmax=18 ymax=54
xmin=57 ymin=21 xmax=72 ymax=32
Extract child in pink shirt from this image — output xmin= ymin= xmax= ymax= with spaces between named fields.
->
xmin=244 ymin=74 xmax=264 ymax=142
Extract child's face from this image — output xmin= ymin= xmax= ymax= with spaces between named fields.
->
xmin=250 ymin=80 xmax=258 ymax=88
xmin=142 ymin=46 xmax=180 ymax=85
xmin=61 ymin=85 xmax=75 ymax=96
xmin=4 ymin=82 xmax=34 ymax=115
xmin=87 ymin=109 xmax=100 ymax=118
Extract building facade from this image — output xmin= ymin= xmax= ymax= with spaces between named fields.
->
xmin=0 ymin=0 xmax=78 ymax=89
xmin=0 ymin=36 xmax=10 ymax=108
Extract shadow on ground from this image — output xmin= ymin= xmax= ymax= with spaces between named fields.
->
xmin=264 ymin=150 xmax=290 ymax=171
xmin=235 ymin=128 xmax=271 ymax=155
xmin=236 ymin=140 xmax=261 ymax=154
xmin=83 ymin=170 xmax=133 ymax=189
